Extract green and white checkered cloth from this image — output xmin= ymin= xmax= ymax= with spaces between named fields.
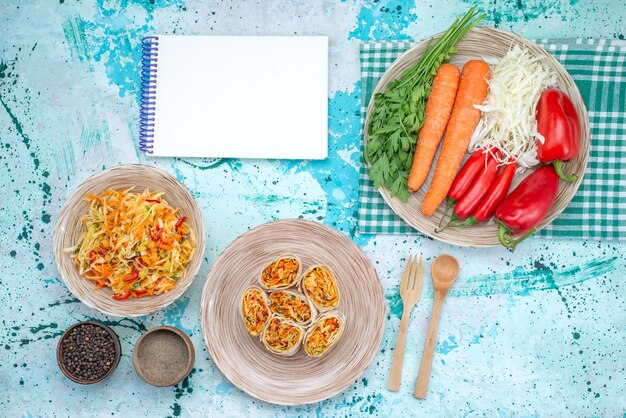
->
xmin=357 ymin=38 xmax=626 ymax=240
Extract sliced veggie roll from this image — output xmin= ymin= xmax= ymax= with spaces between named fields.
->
xmin=261 ymin=316 xmax=305 ymax=356
xmin=303 ymin=311 xmax=345 ymax=357
xmin=259 ymin=255 xmax=302 ymax=290
xmin=300 ymin=265 xmax=340 ymax=311
xmin=240 ymin=286 xmax=271 ymax=337
xmin=269 ymin=289 xmax=317 ymax=326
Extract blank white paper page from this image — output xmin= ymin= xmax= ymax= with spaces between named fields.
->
xmin=150 ymin=35 xmax=328 ymax=159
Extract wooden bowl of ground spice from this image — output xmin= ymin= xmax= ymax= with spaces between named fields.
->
xmin=132 ymin=326 xmax=195 ymax=387
xmin=56 ymin=321 xmax=121 ymax=384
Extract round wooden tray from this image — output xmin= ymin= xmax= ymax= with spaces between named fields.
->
xmin=200 ymin=219 xmax=385 ymax=405
xmin=364 ymin=27 xmax=590 ymax=246
xmin=53 ymin=164 xmax=205 ymax=317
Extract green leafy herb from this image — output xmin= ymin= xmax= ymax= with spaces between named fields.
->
xmin=365 ymin=7 xmax=485 ymax=202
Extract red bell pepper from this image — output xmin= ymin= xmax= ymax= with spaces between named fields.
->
xmin=495 ymin=164 xmax=559 ymax=251
xmin=447 ymin=149 xmax=489 ymax=201
xmin=536 ymin=89 xmax=581 ymax=182
xmin=459 ymin=161 xmax=517 ymax=227
xmin=437 ymin=148 xmax=500 ymax=231
xmin=453 ymin=148 xmax=502 ymax=219
xmin=438 ymin=148 xmax=492 ymax=227
xmin=473 ymin=161 xmax=517 ymax=222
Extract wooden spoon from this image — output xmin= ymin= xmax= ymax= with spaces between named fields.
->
xmin=414 ymin=254 xmax=460 ymax=399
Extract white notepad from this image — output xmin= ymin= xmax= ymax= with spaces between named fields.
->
xmin=139 ymin=35 xmax=329 ymax=159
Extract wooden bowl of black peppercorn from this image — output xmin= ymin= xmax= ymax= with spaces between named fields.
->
xmin=57 ymin=321 xmax=121 ymax=384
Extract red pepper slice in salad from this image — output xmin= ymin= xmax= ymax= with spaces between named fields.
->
xmin=122 ymin=270 xmax=139 ymax=282
xmin=132 ymin=289 xmax=148 ymax=297
xmin=175 ymin=216 xmax=187 ymax=231
xmin=112 ymin=291 xmax=130 ymax=300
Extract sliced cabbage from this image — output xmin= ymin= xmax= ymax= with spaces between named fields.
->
xmin=469 ymin=45 xmax=557 ymax=169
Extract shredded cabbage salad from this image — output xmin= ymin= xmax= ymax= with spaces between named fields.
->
xmin=65 ymin=188 xmax=195 ymax=299
xmin=469 ymin=45 xmax=556 ymax=168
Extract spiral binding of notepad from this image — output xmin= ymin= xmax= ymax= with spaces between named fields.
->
xmin=139 ymin=36 xmax=159 ymax=154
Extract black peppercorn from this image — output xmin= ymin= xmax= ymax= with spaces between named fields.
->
xmin=60 ymin=323 xmax=118 ymax=382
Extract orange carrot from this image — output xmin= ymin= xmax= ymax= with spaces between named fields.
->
xmin=85 ymin=194 xmax=103 ymax=204
xmin=422 ymin=60 xmax=490 ymax=217
xmin=408 ymin=64 xmax=460 ymax=192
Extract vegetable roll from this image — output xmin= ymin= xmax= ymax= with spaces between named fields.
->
xmin=240 ymin=286 xmax=271 ymax=337
xmin=303 ymin=311 xmax=345 ymax=357
xmin=300 ymin=265 xmax=340 ymax=311
xmin=269 ymin=289 xmax=317 ymax=326
xmin=261 ymin=316 xmax=304 ymax=356
xmin=259 ymin=255 xmax=302 ymax=290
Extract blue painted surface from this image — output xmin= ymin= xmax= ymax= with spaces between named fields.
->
xmin=1 ymin=0 xmax=625 ymax=416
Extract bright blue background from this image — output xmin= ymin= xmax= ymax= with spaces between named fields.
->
xmin=1 ymin=0 xmax=624 ymax=416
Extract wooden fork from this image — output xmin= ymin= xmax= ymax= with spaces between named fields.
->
xmin=387 ymin=255 xmax=423 ymax=391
